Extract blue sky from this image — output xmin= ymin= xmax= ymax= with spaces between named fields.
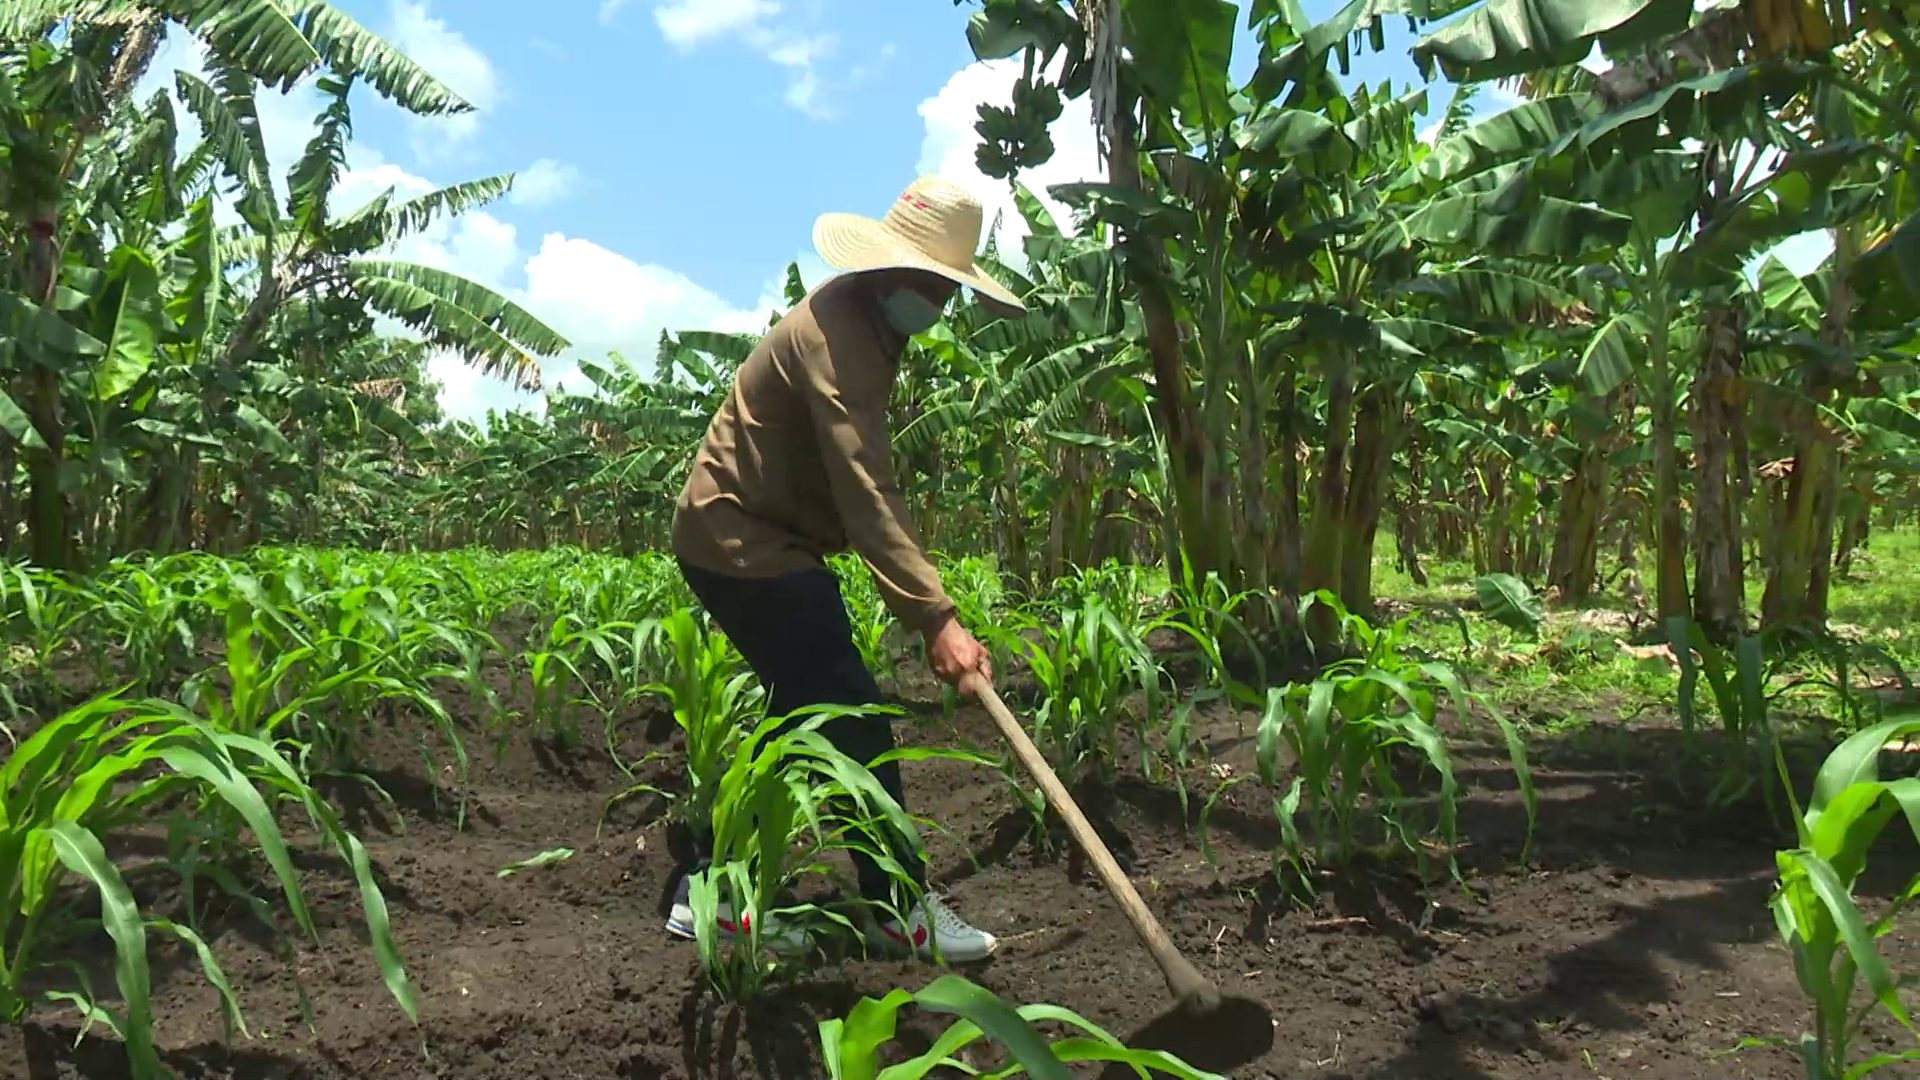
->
xmin=138 ymin=1 xmax=1823 ymax=422
xmin=320 ymin=0 xmax=1457 ymax=305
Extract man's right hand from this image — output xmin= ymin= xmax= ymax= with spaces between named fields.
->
xmin=925 ymin=613 xmax=993 ymax=691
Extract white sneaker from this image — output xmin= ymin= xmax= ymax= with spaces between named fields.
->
xmin=666 ymin=899 xmax=810 ymax=953
xmin=872 ymin=892 xmax=998 ymax=963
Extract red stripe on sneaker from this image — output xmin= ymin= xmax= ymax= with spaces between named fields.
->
xmin=884 ymin=925 xmax=929 ymax=947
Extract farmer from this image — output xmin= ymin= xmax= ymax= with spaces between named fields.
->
xmin=665 ymin=175 xmax=1024 ymax=963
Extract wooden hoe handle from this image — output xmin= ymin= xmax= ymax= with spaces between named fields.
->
xmin=962 ymin=674 xmax=1221 ymax=1014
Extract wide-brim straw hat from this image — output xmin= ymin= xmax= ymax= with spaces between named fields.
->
xmin=813 ymin=175 xmax=1027 ymax=314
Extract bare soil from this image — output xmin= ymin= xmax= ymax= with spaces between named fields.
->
xmin=5 ymin=668 xmax=1918 ymax=1080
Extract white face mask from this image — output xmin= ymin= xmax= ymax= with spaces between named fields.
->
xmin=879 ymin=288 xmax=945 ymax=336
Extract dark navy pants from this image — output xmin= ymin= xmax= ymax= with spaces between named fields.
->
xmin=677 ymin=557 xmax=924 ymax=901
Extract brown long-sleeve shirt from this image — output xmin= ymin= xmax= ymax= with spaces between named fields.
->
xmin=670 ymin=274 xmax=955 ymax=632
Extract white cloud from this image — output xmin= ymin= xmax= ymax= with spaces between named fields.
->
xmin=509 ymin=158 xmax=581 ymax=207
xmin=654 ymin=0 xmax=780 ymax=47
xmin=636 ymin=0 xmax=837 ymax=119
xmin=387 ymin=0 xmax=499 ymax=163
xmin=597 ymin=0 xmax=634 ymax=26
xmin=423 ymin=238 xmax=819 ymax=424
xmin=915 ymin=58 xmax=1103 ymax=269
xmin=523 ymin=237 xmax=746 ymax=360
xmin=767 ymin=33 xmax=835 ymax=117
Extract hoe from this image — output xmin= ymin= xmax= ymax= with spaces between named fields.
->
xmin=962 ymin=673 xmax=1275 ymax=1077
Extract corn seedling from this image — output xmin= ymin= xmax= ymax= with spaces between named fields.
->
xmin=1754 ymin=713 xmax=1920 ymax=1079
xmin=519 ymin=612 xmax=636 ymax=749
xmin=944 ymin=555 xmax=1008 ymax=626
xmin=605 ymin=606 xmax=763 ymax=827
xmin=0 ymin=563 xmax=92 ymax=718
xmin=1146 ymin=565 xmax=1276 ymax=826
xmin=1665 ymin=617 xmax=1786 ymax=810
xmin=834 ymin=558 xmax=903 ymax=684
xmin=1774 ymin=627 xmax=1915 ymax=737
xmin=1158 ymin=559 xmax=1270 ymax=705
xmin=1045 ymin=561 xmax=1159 ymax=627
xmin=1003 ymin=594 xmax=1162 ymax=787
xmin=409 ymin=621 xmax=506 ymax=762
xmin=177 ymin=591 xmax=453 ymax=797
xmin=1257 ymin=591 xmax=1535 ymax=892
xmin=686 ymin=703 xmax=929 ymax=999
xmin=819 ymin=973 xmax=1226 ymax=1079
xmin=86 ymin=557 xmax=207 ymax=695
xmin=0 ymin=694 xmax=415 ymax=1080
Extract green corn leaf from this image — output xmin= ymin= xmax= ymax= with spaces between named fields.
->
xmin=341 ymin=830 xmax=419 ymax=1023
xmin=156 ymin=742 xmax=318 ymax=940
xmin=824 ymin=987 xmax=917 ymax=1079
xmin=43 ymin=820 xmax=163 ymax=1079
xmin=146 ymin=919 xmax=250 ymax=1040
xmin=1783 ymin=850 xmax=1908 ymax=1027
xmin=910 ymin=976 xmax=1069 ymax=1080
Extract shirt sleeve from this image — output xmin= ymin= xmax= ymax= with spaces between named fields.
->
xmin=797 ymin=307 xmax=955 ymax=633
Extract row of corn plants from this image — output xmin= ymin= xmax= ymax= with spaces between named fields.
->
xmin=0 ymin=549 xmax=724 ymax=1076
xmin=26 ymin=544 xmax=1888 ymax=1075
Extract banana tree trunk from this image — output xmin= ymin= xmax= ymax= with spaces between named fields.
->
xmin=1689 ymin=303 xmax=1746 ymax=642
xmin=1046 ymin=445 xmax=1072 ymax=577
xmin=1435 ymin=470 xmax=1469 ymax=561
xmin=921 ymin=442 xmax=942 ymax=552
xmin=999 ymin=428 xmax=1030 ymax=589
xmin=1301 ymin=355 xmax=1356 ymax=635
xmin=1232 ymin=342 xmax=1270 ymax=600
xmin=180 ymin=445 xmax=201 ymax=551
xmin=1395 ymin=418 xmax=1426 ymax=586
xmin=0 ymin=443 xmax=14 ymax=556
xmin=1648 ymin=305 xmax=1691 ymax=620
xmin=1483 ymin=463 xmax=1510 ymax=574
xmin=22 ymin=215 xmax=70 ymax=571
xmin=1763 ymin=227 xmax=1854 ymax=630
xmin=1338 ymin=384 xmax=1392 ymax=613
xmin=1068 ymin=442 xmax=1097 ymax=569
xmin=1833 ymin=473 xmax=1873 ymax=578
xmin=11 ymin=21 xmax=164 ymax=571
xmin=1269 ymin=365 xmax=1302 ymax=599
xmin=1548 ymin=393 xmax=1616 ymax=605
xmin=1109 ymin=118 xmax=1213 ymax=583
xmin=1089 ymin=483 xmax=1123 ymax=563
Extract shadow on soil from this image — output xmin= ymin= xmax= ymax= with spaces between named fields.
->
xmin=677 ymin=979 xmax=871 ymax=1080
xmin=1325 ymin=877 xmax=1777 ymax=1080
xmin=18 ymin=1024 xmax=327 ymax=1080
